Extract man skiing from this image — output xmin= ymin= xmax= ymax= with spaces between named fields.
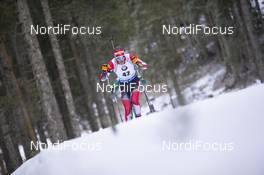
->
xmin=99 ymin=48 xmax=147 ymax=121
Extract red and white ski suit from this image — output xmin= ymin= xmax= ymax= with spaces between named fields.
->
xmin=100 ymin=53 xmax=147 ymax=121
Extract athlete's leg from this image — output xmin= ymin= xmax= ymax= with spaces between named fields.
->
xmin=131 ymin=89 xmax=141 ymax=117
xmin=121 ymin=92 xmax=131 ymax=121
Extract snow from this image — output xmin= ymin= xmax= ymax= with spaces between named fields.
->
xmin=258 ymin=0 xmax=264 ymax=15
xmin=183 ymin=68 xmax=225 ymax=103
xmin=141 ymin=93 xmax=172 ymax=115
xmin=18 ymin=145 xmax=26 ymax=162
xmin=13 ymin=84 xmax=264 ymax=175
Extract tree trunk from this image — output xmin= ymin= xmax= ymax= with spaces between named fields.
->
xmin=77 ymin=34 xmax=110 ymax=128
xmin=169 ymin=70 xmax=185 ymax=106
xmin=207 ymin=8 xmax=240 ymax=87
xmin=166 ymin=77 xmax=176 ymax=108
xmin=104 ymin=92 xmax=119 ymax=126
xmin=40 ymin=0 xmax=81 ymax=137
xmin=0 ymin=37 xmax=38 ymax=160
xmin=17 ymin=0 xmax=66 ymax=142
xmin=71 ymin=15 xmax=112 ymax=128
xmin=0 ymin=154 xmax=7 ymax=175
xmin=0 ymin=112 xmax=22 ymax=174
xmin=232 ymin=1 xmax=257 ymax=83
xmin=239 ymin=0 xmax=264 ymax=82
xmin=36 ymin=120 xmax=48 ymax=144
xmin=67 ymin=34 xmax=100 ymax=131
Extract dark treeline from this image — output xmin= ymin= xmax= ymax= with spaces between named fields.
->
xmin=0 ymin=0 xmax=263 ymax=174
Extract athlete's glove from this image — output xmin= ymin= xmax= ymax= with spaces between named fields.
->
xmin=131 ymin=55 xmax=139 ymax=64
xmin=140 ymin=79 xmax=147 ymax=85
xmin=101 ymin=64 xmax=108 ymax=72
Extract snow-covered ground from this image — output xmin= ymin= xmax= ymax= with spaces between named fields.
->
xmin=183 ymin=68 xmax=226 ymax=103
xmin=143 ymin=65 xmax=226 ymax=114
xmin=13 ymin=84 xmax=264 ymax=175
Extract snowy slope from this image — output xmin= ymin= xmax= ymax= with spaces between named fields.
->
xmin=13 ymin=84 xmax=264 ymax=175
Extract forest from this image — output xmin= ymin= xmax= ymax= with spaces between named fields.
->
xmin=0 ymin=0 xmax=263 ymax=174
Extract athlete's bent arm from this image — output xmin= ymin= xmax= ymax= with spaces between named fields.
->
xmin=130 ymin=54 xmax=148 ymax=70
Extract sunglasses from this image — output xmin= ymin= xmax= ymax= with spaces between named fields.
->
xmin=116 ymin=56 xmax=125 ymax=62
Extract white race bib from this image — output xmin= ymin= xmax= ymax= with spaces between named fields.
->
xmin=115 ymin=59 xmax=136 ymax=81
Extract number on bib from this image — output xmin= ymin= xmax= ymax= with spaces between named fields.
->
xmin=122 ymin=71 xmax=130 ymax=77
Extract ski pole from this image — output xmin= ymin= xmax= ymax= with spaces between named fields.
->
xmin=110 ymin=36 xmax=115 ymax=50
xmin=109 ymin=37 xmax=125 ymax=122
xmin=143 ymin=91 xmax=155 ymax=113
xmin=107 ymin=78 xmax=123 ymax=122
xmin=136 ymin=67 xmax=155 ymax=113
xmin=113 ymin=94 xmax=123 ymax=122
